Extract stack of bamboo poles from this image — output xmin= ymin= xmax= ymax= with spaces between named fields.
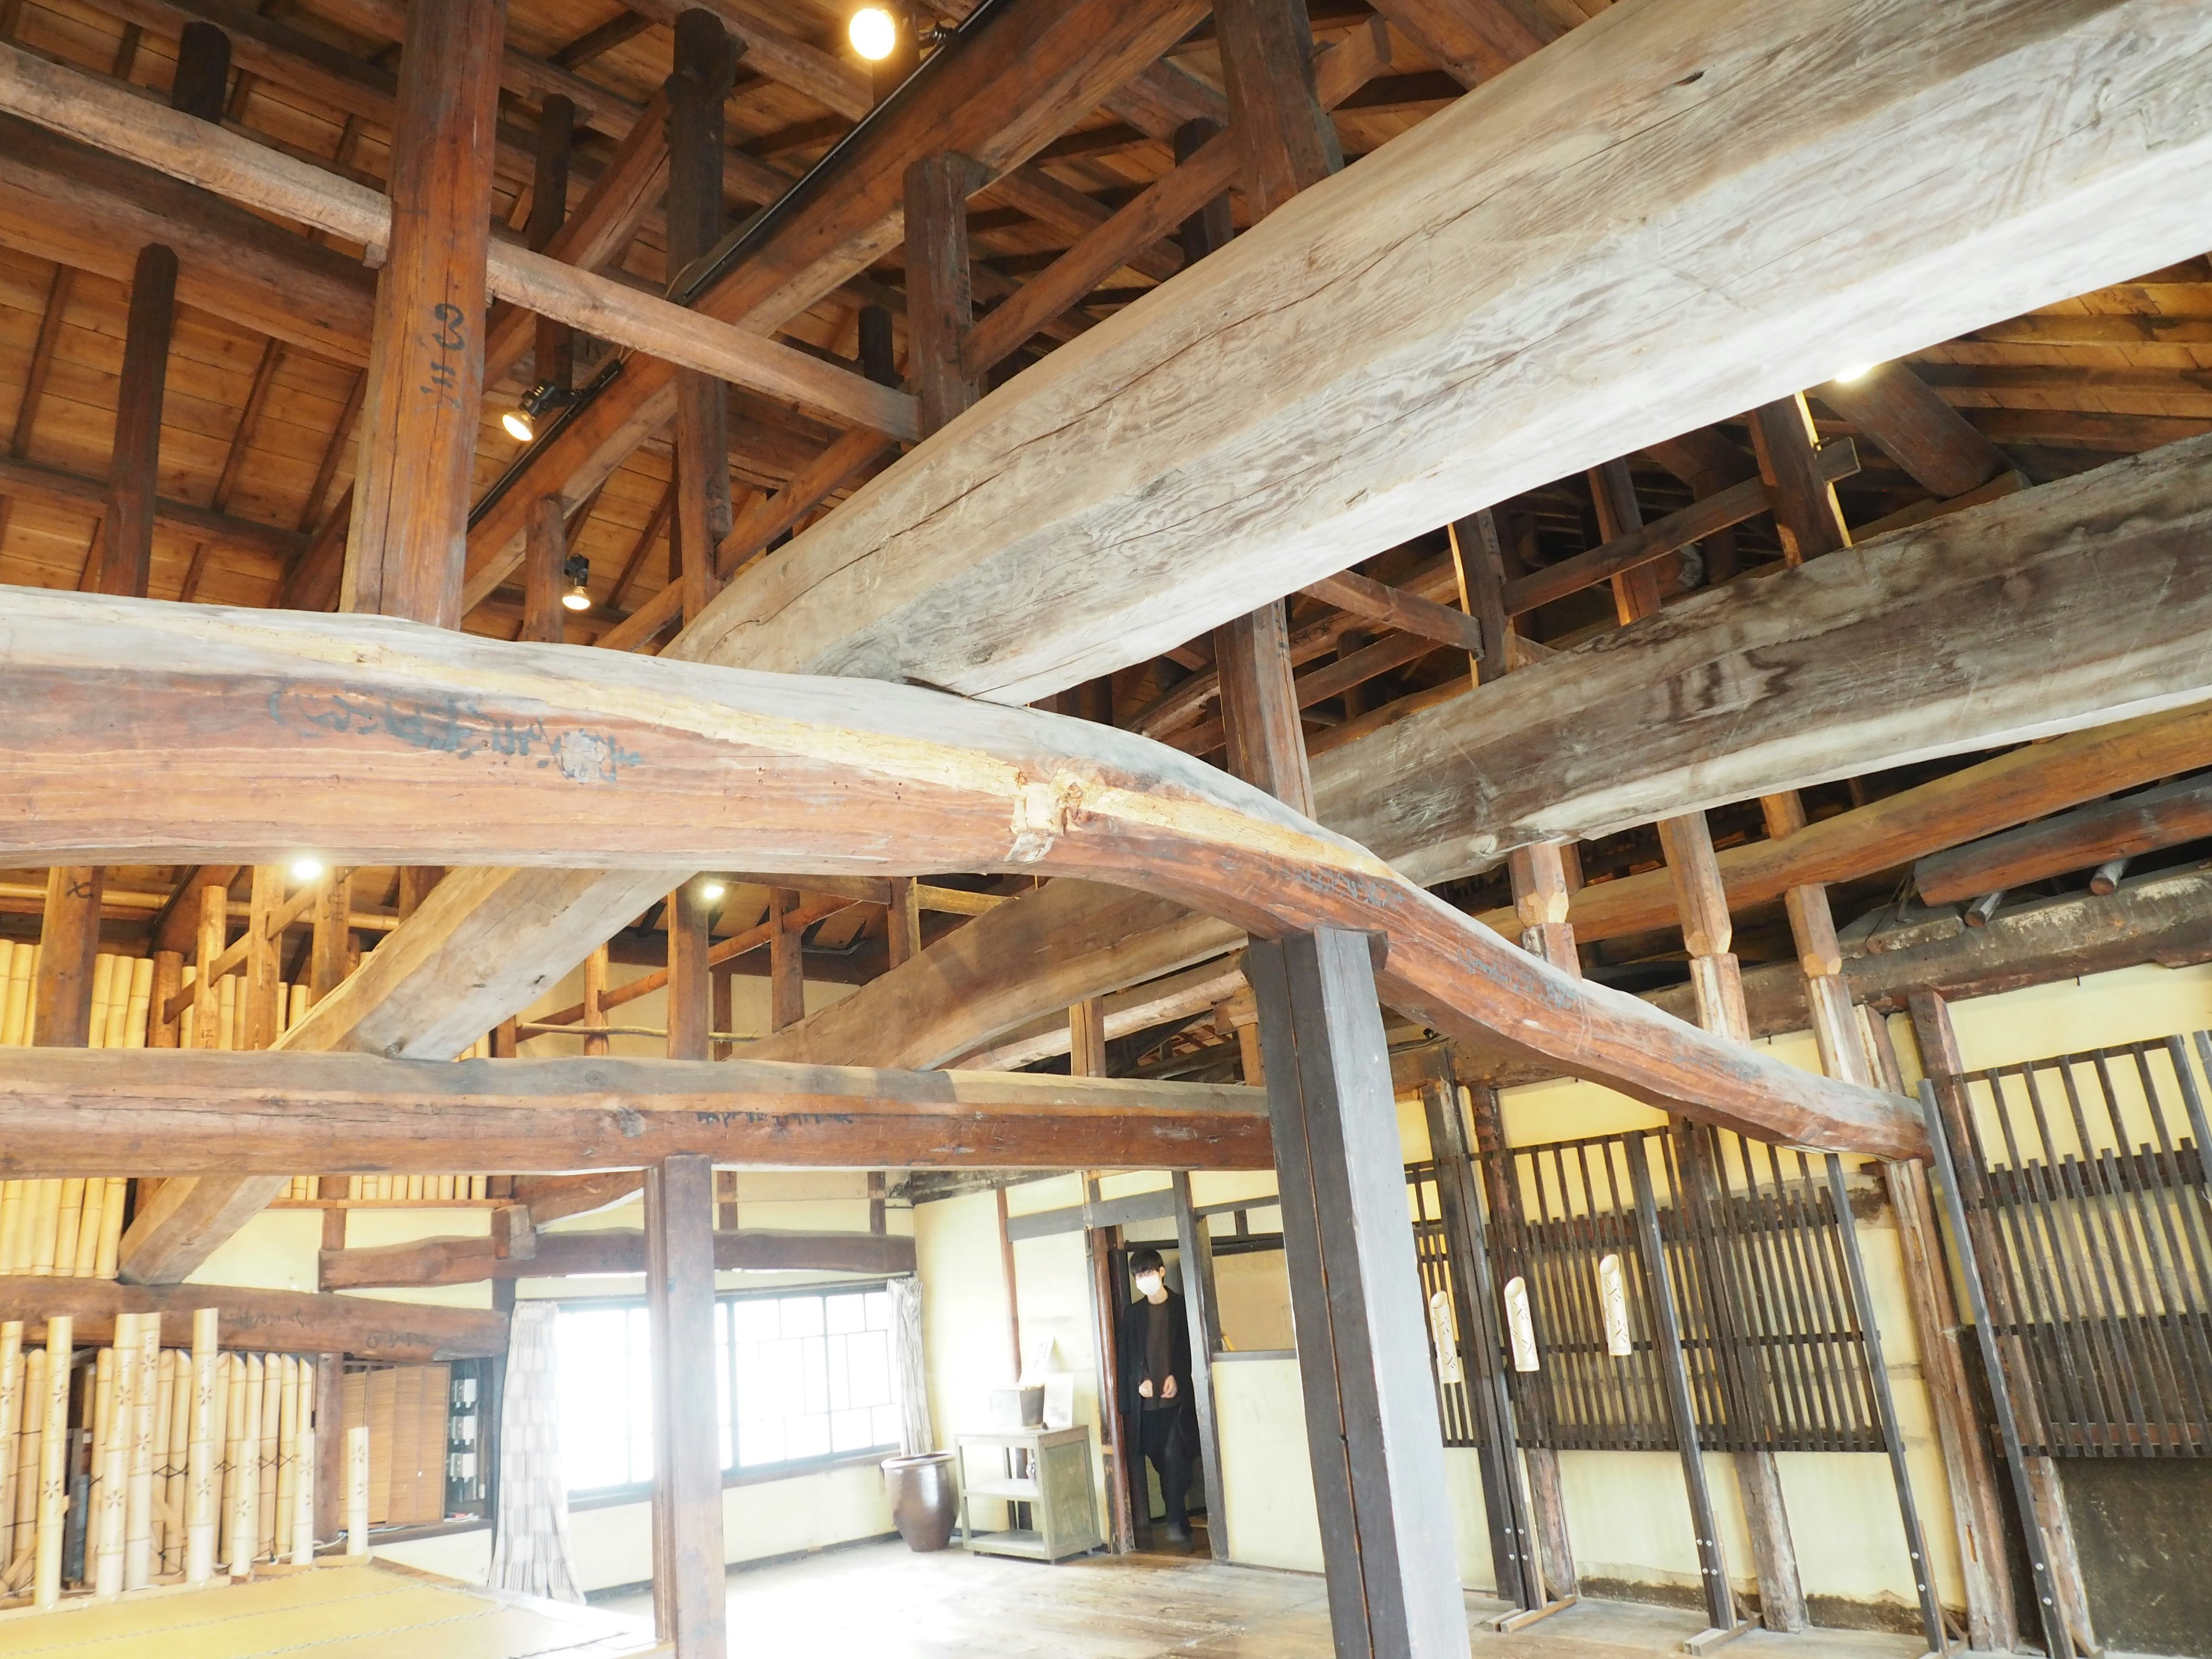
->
xmin=275 ymin=1177 xmax=495 ymax=1201
xmin=0 ymin=1179 xmax=128 ymax=1278
xmin=0 ymin=946 xmax=153 ymax=1048
xmin=0 ymin=1310 xmax=317 ymax=1607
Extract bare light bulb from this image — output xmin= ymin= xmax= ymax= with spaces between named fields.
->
xmin=701 ymin=881 xmax=727 ymax=901
xmin=290 ymin=855 xmax=325 ymax=883
xmin=849 ymin=6 xmax=897 ymax=61
xmin=1831 ymin=362 xmax=1877 ymax=383
xmin=501 ymin=408 xmax=536 ymax=442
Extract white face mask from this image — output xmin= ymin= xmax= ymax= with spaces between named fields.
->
xmin=1134 ymin=1272 xmax=1163 ymax=1297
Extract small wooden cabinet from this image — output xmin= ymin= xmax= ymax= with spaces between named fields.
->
xmin=954 ymin=1426 xmax=1101 ymax=1562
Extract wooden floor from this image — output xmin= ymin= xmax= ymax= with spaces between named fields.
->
xmin=600 ymin=1541 xmax=1938 ymax=1659
xmin=0 ymin=1563 xmax=655 ymax=1658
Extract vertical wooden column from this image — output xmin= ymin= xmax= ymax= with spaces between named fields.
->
xmin=1170 ymin=1169 xmax=1228 ymax=1562
xmin=1653 ymin=811 xmax=1806 ymax=1634
xmin=583 ymin=945 xmax=611 ymax=1057
xmin=169 ymin=22 xmax=232 ymax=123
xmin=904 ymin=152 xmax=986 ymax=435
xmin=1215 ymin=604 xmax=1314 ymax=815
xmin=525 ymin=93 xmax=575 ymax=396
xmin=1589 ymin=459 xmax=1662 ymax=623
xmin=243 ymin=865 xmax=283 ymax=1051
xmin=1087 ymin=1213 xmax=1136 ymax=1554
xmin=92 ymin=244 xmax=177 ymax=598
xmin=768 ymin=890 xmax=805 ymax=1032
xmin=643 ymin=1153 xmax=723 ymax=1658
xmin=1175 ymin=119 xmax=1233 ymax=259
xmin=1069 ymin=996 xmax=1107 ymax=1079
xmin=312 ymin=1351 xmax=342 ymax=1546
xmin=32 ymin=866 xmax=103 ymax=1045
xmin=666 ymin=883 xmax=712 ymax=1061
xmin=341 ymin=0 xmax=507 ymax=627
xmin=308 ymin=869 xmax=352 ymax=1006
xmin=884 ymin=879 xmax=921 ymax=968
xmin=1247 ymin=929 xmax=1464 ymax=1659
xmin=1449 ymin=509 xmax=1510 ymax=685
xmin=666 ymin=10 xmax=740 ymax=624
xmin=1749 ymin=394 xmax=1850 ymax=564
xmin=520 ymin=494 xmax=567 ymax=643
xmin=1911 ymin=990 xmax=2096 ymax=1656
xmin=191 ymin=880 xmax=225 ymax=1048
xmin=1493 ymin=865 xmax=1578 ymax=1594
xmin=1213 ymin=0 xmax=1340 ymax=215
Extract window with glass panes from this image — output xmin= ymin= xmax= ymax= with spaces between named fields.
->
xmin=554 ymin=1285 xmax=900 ymax=1497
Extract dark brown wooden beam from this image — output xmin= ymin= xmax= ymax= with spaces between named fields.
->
xmin=320 ymin=1226 xmax=916 ymax=1289
xmin=1913 ymin=774 xmax=2212 ymax=905
xmin=90 ymin=242 xmax=176 ymax=597
xmin=906 ymin=150 xmax=987 ymax=435
xmin=668 ymin=10 xmax=741 ymax=628
xmin=1750 ymin=393 xmax=1850 ymax=563
xmin=1215 ymin=0 xmax=1339 ymax=217
xmin=340 ymin=0 xmax=505 ymax=627
xmin=32 ymin=866 xmax=102 ymax=1046
xmin=0 ymin=1049 xmax=1275 ymax=1175
xmin=0 ymin=1275 xmax=507 ymax=1361
xmin=646 ymin=1152 xmax=722 ymax=1657
xmin=1819 ymin=363 xmax=2013 ymax=499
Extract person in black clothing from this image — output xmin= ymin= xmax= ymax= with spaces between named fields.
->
xmin=1120 ymin=1247 xmax=1197 ymax=1543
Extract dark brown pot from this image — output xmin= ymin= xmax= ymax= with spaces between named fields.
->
xmin=882 ymin=1451 xmax=960 ymax=1552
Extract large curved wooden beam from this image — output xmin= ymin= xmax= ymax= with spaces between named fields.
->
xmin=0 ymin=588 xmax=1919 ymax=1156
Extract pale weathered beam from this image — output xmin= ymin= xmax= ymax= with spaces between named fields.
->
xmin=320 ymin=1226 xmax=917 ymax=1289
xmin=0 ymin=588 xmax=1919 ymax=1155
xmin=0 ymin=1049 xmax=1271 ymax=1174
xmin=0 ymin=1276 xmax=506 ymax=1361
xmin=680 ymin=0 xmax=2212 ymax=702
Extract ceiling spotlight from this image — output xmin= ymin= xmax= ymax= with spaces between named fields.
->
xmin=502 ymin=380 xmax=581 ymax=445
xmin=701 ymin=881 xmax=727 ymax=901
xmin=1831 ymin=362 xmax=1877 ymax=383
xmin=289 ymin=855 xmax=325 ymax=883
xmin=562 ymin=553 xmax=593 ymax=612
xmin=849 ymin=5 xmax=897 ymax=60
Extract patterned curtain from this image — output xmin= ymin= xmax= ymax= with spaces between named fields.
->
xmin=487 ymin=1302 xmax=583 ymax=1603
xmin=889 ymin=1277 xmax=935 ymax=1456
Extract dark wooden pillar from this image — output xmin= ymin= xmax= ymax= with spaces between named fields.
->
xmin=645 ymin=1153 xmax=723 ymax=1657
xmin=857 ymin=302 xmax=897 ymax=391
xmin=32 ymin=866 xmax=103 ymax=1046
xmin=520 ymin=494 xmax=567 ymax=643
xmin=342 ymin=0 xmax=507 ymax=627
xmin=666 ymin=10 xmax=741 ymax=625
xmin=1170 ymin=1171 xmax=1228 ymax=1562
xmin=243 ymin=864 xmax=283 ymax=1051
xmin=666 ymin=882 xmax=713 ymax=1062
xmin=169 ymin=22 xmax=232 ymax=122
xmin=883 ymin=878 xmax=921 ymax=968
xmin=526 ymin=92 xmax=575 ymax=396
xmin=1247 ymin=929 xmax=1464 ymax=1658
xmin=904 ymin=151 xmax=986 ymax=435
xmin=768 ymin=889 xmax=805 ymax=1032
xmin=1450 ymin=509 xmax=1511 ymax=686
xmin=1214 ymin=0 xmax=1339 ymax=215
xmin=1176 ymin=118 xmax=1234 ymax=261
xmin=1215 ymin=604 xmax=1314 ymax=815
xmin=313 ymin=1346 xmax=343 ymax=1542
xmin=93 ymin=243 xmax=177 ymax=598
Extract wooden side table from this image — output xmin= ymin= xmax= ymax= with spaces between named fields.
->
xmin=953 ymin=1426 xmax=1101 ymax=1562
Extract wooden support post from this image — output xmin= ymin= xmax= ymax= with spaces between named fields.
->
xmin=1749 ymin=394 xmax=1851 ymax=565
xmin=666 ymin=882 xmax=712 ymax=1062
xmin=1589 ymin=458 xmax=1662 ymax=624
xmin=1911 ymin=991 xmax=2096 ymax=1656
xmin=1450 ymin=509 xmax=1510 ymax=685
xmin=1175 ymin=118 xmax=1233 ymax=262
xmin=525 ymin=92 xmax=575 ymax=397
xmin=33 ymin=866 xmax=103 ymax=1046
xmin=905 ymin=151 xmax=986 ymax=435
xmin=396 ymin=866 xmax=444 ymax=921
xmin=244 ymin=866 xmax=283 ymax=1051
xmin=169 ymin=22 xmax=231 ymax=124
xmin=1086 ymin=1215 xmax=1135 ymax=1554
xmin=92 ymin=243 xmax=177 ymax=599
xmin=308 ymin=869 xmax=352 ymax=1006
xmin=150 ymin=950 xmax=183 ymax=1047
xmin=191 ymin=880 xmax=225 ymax=1050
xmin=1248 ymin=929 xmax=1462 ymax=1658
xmin=1069 ymin=997 xmax=1107 ymax=1082
xmin=582 ymin=944 xmax=611 ymax=1057
xmin=644 ymin=1153 xmax=724 ymax=1659
xmin=1214 ymin=602 xmax=1315 ymax=816
xmin=1214 ymin=0 xmax=1340 ymax=215
xmin=1653 ymin=809 xmax=1805 ymax=1634
xmin=768 ymin=888 xmax=804 ymax=1033
xmin=520 ymin=494 xmax=567 ymax=643
xmin=340 ymin=0 xmax=507 ymax=627
xmin=666 ymin=10 xmax=740 ymax=625
xmin=312 ymin=1350 xmax=340 ymax=1546
xmin=1169 ymin=1169 xmax=1227 ymax=1562
xmin=884 ymin=878 xmax=921 ymax=969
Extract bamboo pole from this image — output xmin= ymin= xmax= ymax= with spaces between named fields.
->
xmin=344 ymin=1424 xmax=368 ymax=1558
xmin=0 ymin=1183 xmax=21 ymax=1275
xmin=96 ymin=1179 xmax=126 ymax=1280
xmin=126 ymin=1312 xmax=157 ymax=1588
xmin=185 ymin=1307 xmax=219 ymax=1584
xmin=73 ymin=1176 xmax=106 ymax=1278
xmin=52 ymin=1179 xmax=83 ymax=1278
xmin=228 ymin=1353 xmax=260 ymax=1575
xmin=2 ymin=943 xmax=35 ymax=1045
xmin=0 ymin=1320 xmax=19 ymax=1566
xmin=292 ymin=1423 xmax=315 ymax=1565
xmin=26 ymin=1181 xmax=59 ymax=1276
xmin=33 ymin=1315 xmax=70 ymax=1608
xmin=7 ymin=1347 xmax=44 ymax=1592
xmin=260 ymin=1354 xmax=284 ymax=1561
xmin=153 ymin=1347 xmax=179 ymax=1575
xmin=126 ymin=957 xmax=153 ymax=1048
xmin=93 ymin=1320 xmax=132 ymax=1596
